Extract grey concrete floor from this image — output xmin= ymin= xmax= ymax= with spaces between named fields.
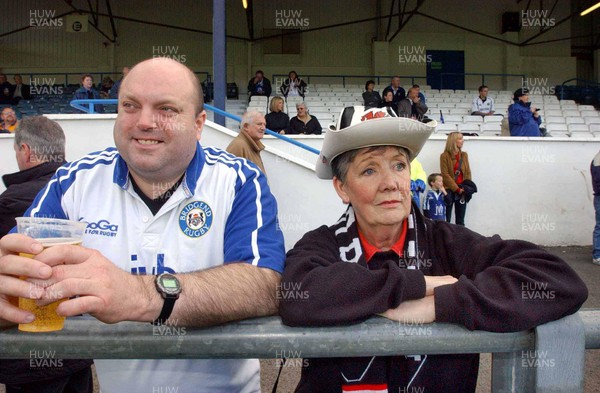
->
xmin=2 ymin=246 xmax=598 ymax=393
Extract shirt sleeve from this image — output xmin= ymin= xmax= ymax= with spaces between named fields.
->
xmin=223 ymin=162 xmax=285 ymax=273
xmin=432 ymin=222 xmax=588 ymax=332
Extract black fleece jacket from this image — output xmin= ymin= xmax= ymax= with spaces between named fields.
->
xmin=279 ymin=206 xmax=587 ymax=393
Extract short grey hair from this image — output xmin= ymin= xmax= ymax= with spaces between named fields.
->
xmin=331 ymin=146 xmax=410 ymax=182
xmin=296 ymin=102 xmax=308 ymax=110
xmin=241 ymin=110 xmax=264 ymax=129
xmin=15 ymin=116 xmax=66 ymax=163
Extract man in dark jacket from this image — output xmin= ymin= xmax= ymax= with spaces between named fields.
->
xmin=592 ymin=150 xmax=600 ymax=265
xmin=508 ymin=88 xmax=542 ymax=136
xmin=247 ymin=70 xmax=272 ymax=101
xmin=0 ymin=116 xmax=94 ymax=393
xmin=382 ymin=76 xmax=406 ymax=106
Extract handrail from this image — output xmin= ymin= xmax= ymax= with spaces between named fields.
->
xmin=204 ymin=104 xmax=320 ymax=155
xmin=272 ymin=74 xmax=427 ymax=87
xmin=439 ymin=72 xmax=527 ymax=90
xmin=17 ymin=71 xmax=210 ymax=86
xmin=0 ymin=310 xmax=597 ymax=393
xmin=558 ymin=78 xmax=600 ymax=101
xmin=69 ymin=100 xmax=320 ymax=155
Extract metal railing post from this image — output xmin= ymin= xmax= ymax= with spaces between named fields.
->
xmin=534 ymin=313 xmax=585 ymax=393
xmin=491 ymin=351 xmax=535 ymax=393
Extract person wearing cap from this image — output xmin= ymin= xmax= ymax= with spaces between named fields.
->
xmin=278 ymin=106 xmax=587 ymax=393
xmin=508 ymin=88 xmax=542 ymax=137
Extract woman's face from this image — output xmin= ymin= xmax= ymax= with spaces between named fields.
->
xmin=334 ymin=147 xmax=412 ymax=230
xmin=289 ymin=72 xmax=297 ymax=80
xmin=367 ymin=83 xmax=374 ymax=92
xmin=384 ymin=92 xmax=393 ymax=102
xmin=455 ymin=135 xmax=464 ymax=149
xmin=276 ymin=100 xmax=283 ymax=112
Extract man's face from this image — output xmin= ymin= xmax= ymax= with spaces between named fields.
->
xmin=392 ymin=77 xmax=400 ymax=88
xmin=255 ymin=72 xmax=264 ymax=82
xmin=2 ymin=109 xmax=16 ymax=125
xmin=82 ymin=77 xmax=93 ymax=89
xmin=408 ymin=89 xmax=418 ymax=100
xmin=519 ymin=93 xmax=529 ymax=103
xmin=244 ymin=114 xmax=266 ymax=142
xmin=14 ymin=75 xmax=22 ymax=84
xmin=114 ymin=59 xmax=205 ymax=186
xmin=480 ymin=88 xmax=488 ymax=98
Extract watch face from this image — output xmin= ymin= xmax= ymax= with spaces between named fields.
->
xmin=158 ymin=274 xmax=182 ymax=296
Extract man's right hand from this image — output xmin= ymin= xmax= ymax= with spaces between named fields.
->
xmin=0 ymin=234 xmax=49 ymax=326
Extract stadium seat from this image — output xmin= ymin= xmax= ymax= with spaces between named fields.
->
xmin=545 ymin=116 xmax=566 ymax=124
xmin=546 ymin=123 xmax=569 ymax=137
xmin=565 ymin=117 xmax=585 ymax=125
xmin=458 ymin=123 xmax=480 ymax=134
xmin=435 ymin=123 xmax=458 ymax=133
xmin=480 ymin=123 xmax=501 ymax=135
xmin=463 ymin=115 xmax=483 ymax=123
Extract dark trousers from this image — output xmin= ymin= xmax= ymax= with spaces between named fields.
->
xmin=446 ymin=193 xmax=467 ymax=226
xmin=5 ymin=367 xmax=93 ymax=393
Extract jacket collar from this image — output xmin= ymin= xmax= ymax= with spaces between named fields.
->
xmin=2 ymin=161 xmax=64 ymax=188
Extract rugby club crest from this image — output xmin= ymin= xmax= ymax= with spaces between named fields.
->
xmin=179 ymin=201 xmax=213 ymax=238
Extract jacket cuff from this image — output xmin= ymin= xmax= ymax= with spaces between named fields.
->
xmin=400 ymin=269 xmax=427 ymax=302
xmin=433 ymin=279 xmax=469 ymax=327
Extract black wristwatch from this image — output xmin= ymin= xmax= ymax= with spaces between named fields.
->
xmin=152 ymin=273 xmax=182 ymax=325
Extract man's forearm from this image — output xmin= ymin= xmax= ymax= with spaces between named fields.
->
xmin=147 ymin=263 xmax=281 ymax=327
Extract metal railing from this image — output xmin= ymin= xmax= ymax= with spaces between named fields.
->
xmin=271 ymin=74 xmax=427 ymax=87
xmin=1 ymin=310 xmax=598 ymax=392
xmin=439 ymin=72 xmax=527 ymax=90
xmin=69 ymin=100 xmax=321 ymax=156
xmin=17 ymin=71 xmax=210 ymax=87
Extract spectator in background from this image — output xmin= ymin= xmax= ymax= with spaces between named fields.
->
xmin=99 ymin=76 xmax=114 ymax=98
xmin=410 ymin=158 xmax=427 ymax=209
xmin=0 ymin=116 xmax=94 ymax=393
xmin=1 ymin=107 xmax=19 ymax=133
xmin=109 ymin=66 xmax=130 ymax=99
xmin=227 ymin=110 xmax=267 ymax=174
xmin=382 ymin=76 xmax=406 ymax=106
xmin=265 ymin=96 xmax=289 ymax=134
xmin=397 ymin=87 xmax=428 ymax=121
xmin=289 ymin=102 xmax=322 ymax=135
xmin=248 ymin=70 xmax=272 ymax=101
xmin=381 ymin=90 xmax=398 ymax=116
xmin=413 ymin=84 xmax=426 ymax=104
xmin=280 ymin=71 xmax=307 ymax=99
xmin=74 ymin=74 xmax=104 ymax=113
xmin=0 ymin=74 xmax=12 ymax=105
xmin=440 ymin=132 xmax=472 ymax=226
xmin=362 ymin=80 xmax=381 ymax=109
xmin=508 ymin=88 xmax=541 ymax=137
xmin=10 ymin=74 xmax=31 ymax=104
xmin=471 ymin=85 xmax=498 ymax=117
xmin=592 ymin=150 xmax=600 ymax=266
xmin=423 ymin=173 xmax=451 ymax=221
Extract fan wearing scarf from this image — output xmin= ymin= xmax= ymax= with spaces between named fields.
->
xmin=279 ymin=106 xmax=588 ymax=393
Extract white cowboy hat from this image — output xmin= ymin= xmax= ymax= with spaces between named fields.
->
xmin=316 ymin=106 xmax=437 ymax=179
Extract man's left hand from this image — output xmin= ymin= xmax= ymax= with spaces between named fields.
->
xmin=34 ymin=245 xmax=154 ymax=324
xmin=379 ymin=296 xmax=435 ymax=323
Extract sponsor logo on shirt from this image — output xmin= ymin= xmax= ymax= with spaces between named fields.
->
xmin=179 ymin=201 xmax=213 ymax=238
xmin=83 ymin=219 xmax=119 ymax=237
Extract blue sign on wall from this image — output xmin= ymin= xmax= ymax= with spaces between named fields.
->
xmin=426 ymin=50 xmax=465 ymax=90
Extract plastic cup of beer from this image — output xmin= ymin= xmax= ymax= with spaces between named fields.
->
xmin=15 ymin=217 xmax=87 ymax=332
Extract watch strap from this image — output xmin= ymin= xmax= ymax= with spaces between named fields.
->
xmin=152 ymin=296 xmax=176 ymax=326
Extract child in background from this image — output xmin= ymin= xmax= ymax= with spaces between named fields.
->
xmin=423 ymin=173 xmax=451 ymax=221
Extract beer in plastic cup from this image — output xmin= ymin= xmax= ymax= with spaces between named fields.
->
xmin=15 ymin=217 xmax=87 ymax=332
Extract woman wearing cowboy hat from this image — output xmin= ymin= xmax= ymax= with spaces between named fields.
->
xmin=279 ymin=106 xmax=587 ymax=393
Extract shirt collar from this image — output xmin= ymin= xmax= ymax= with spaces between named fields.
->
xmin=113 ymin=142 xmax=205 ymax=198
xmin=358 ymin=219 xmax=408 ymax=263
